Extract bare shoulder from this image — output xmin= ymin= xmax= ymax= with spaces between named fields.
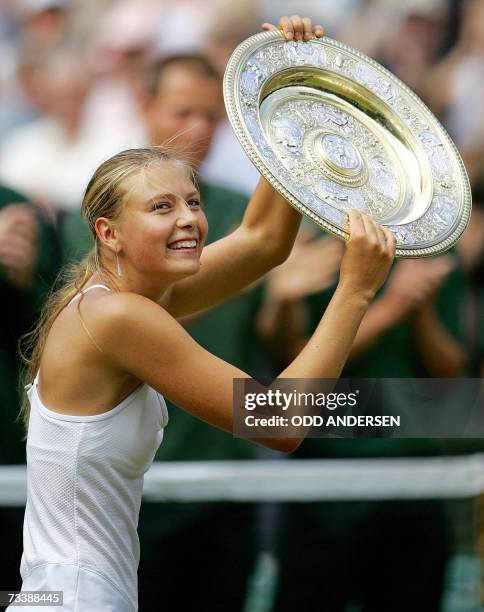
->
xmin=87 ymin=291 xmax=177 ymax=345
xmin=93 ymin=290 xmax=162 ymax=319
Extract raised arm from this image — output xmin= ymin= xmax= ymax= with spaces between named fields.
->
xmin=166 ymin=178 xmax=301 ymax=317
xmin=165 ymin=15 xmax=324 ymax=318
xmin=94 ymin=211 xmax=395 ymax=452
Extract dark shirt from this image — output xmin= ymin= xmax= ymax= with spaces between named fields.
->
xmin=0 ymin=185 xmax=61 ymax=463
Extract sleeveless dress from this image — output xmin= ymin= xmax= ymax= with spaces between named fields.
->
xmin=8 ymin=285 xmax=168 ymax=611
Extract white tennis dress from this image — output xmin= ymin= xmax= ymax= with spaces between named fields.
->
xmin=9 ymin=285 xmax=168 ymax=611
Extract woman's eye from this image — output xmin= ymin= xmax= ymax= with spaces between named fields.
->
xmin=153 ymin=202 xmax=170 ymax=211
xmin=188 ymin=199 xmax=201 ymax=208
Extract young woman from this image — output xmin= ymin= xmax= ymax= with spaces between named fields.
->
xmin=11 ymin=17 xmax=396 ymax=612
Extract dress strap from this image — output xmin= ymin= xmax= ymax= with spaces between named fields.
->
xmin=25 ymin=370 xmax=40 ymax=391
xmin=83 ymin=284 xmax=111 ymax=292
xmin=67 ymin=284 xmax=111 ymax=306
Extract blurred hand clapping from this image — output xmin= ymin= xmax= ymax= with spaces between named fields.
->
xmin=381 ymin=256 xmax=455 ymax=315
xmin=266 ymin=230 xmax=343 ymax=302
xmin=0 ymin=204 xmax=39 ymax=290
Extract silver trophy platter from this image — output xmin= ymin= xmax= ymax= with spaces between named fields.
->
xmin=224 ymin=31 xmax=471 ymax=257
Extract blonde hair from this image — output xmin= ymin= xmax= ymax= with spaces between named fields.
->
xmin=19 ymin=146 xmax=193 ymax=430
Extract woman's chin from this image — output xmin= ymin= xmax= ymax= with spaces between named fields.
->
xmin=170 ymin=259 xmax=202 ymax=279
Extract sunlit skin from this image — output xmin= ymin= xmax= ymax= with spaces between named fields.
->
xmin=146 ymin=68 xmax=223 ymax=165
xmin=94 ymin=160 xmax=208 ymax=301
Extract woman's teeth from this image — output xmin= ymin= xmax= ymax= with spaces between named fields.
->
xmin=168 ymin=240 xmax=197 ymax=250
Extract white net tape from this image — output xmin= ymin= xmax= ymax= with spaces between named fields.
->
xmin=2 ymin=455 xmax=484 ymax=505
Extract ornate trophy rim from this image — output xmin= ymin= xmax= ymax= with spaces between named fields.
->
xmin=223 ymin=30 xmax=472 ymax=258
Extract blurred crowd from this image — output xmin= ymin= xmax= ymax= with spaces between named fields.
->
xmin=0 ymin=0 xmax=483 ymax=610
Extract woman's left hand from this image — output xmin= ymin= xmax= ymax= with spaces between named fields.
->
xmin=262 ymin=15 xmax=324 ymax=41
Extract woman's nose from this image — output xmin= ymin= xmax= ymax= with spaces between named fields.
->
xmin=176 ymin=203 xmax=197 ymax=228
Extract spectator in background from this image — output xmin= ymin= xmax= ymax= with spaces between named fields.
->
xmin=380 ymin=4 xmax=448 ymax=96
xmin=425 ymin=0 xmax=484 ymax=158
xmin=0 ymin=183 xmax=60 ymax=597
xmin=200 ymin=0 xmax=261 ymax=195
xmin=0 ymin=0 xmax=72 ymax=138
xmin=145 ymin=56 xmax=224 ymax=165
xmin=0 ymin=45 xmax=141 ymax=211
xmin=83 ymin=0 xmax=163 ymax=147
xmin=425 ymin=0 xmax=484 ymax=375
xmin=12 ymin=0 xmax=71 ymax=49
xmin=59 ymin=54 xmax=265 ymax=612
xmin=337 ymin=0 xmax=408 ymax=59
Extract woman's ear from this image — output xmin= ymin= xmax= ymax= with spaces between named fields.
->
xmin=95 ymin=217 xmax=119 ymax=251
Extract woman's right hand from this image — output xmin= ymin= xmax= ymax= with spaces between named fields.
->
xmin=338 ymin=210 xmax=396 ymax=302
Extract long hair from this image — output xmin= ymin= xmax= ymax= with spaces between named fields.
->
xmin=18 ymin=146 xmax=193 ymax=430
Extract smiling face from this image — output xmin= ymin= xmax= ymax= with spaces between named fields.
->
xmin=110 ymin=159 xmax=208 ymax=287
